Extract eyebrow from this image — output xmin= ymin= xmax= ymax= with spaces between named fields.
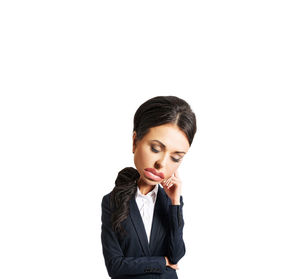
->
xmin=150 ymin=139 xmax=186 ymax=154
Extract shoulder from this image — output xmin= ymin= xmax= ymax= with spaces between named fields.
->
xmin=101 ymin=191 xmax=112 ymax=208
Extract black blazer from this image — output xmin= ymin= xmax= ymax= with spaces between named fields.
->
xmin=101 ymin=184 xmax=185 ymax=279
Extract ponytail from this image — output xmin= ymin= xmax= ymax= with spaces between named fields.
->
xmin=110 ymin=167 xmax=140 ymax=237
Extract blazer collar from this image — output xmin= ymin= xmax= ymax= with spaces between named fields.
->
xmin=135 ymin=183 xmax=159 ymax=202
xmin=129 ymin=184 xmax=167 ymax=256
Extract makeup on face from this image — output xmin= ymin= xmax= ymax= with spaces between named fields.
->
xmin=143 ymin=169 xmax=163 ymax=181
xmin=149 ymin=140 xmax=184 ymax=163
xmin=133 ymin=124 xmax=189 ymax=187
xmin=149 ymin=139 xmax=186 ymax=154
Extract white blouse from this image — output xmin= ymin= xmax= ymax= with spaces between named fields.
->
xmin=135 ymin=184 xmax=159 ymax=243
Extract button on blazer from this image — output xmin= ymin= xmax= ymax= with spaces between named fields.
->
xmin=101 ymin=184 xmax=185 ymax=279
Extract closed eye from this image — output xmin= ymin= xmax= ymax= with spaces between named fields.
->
xmin=151 ymin=146 xmax=159 ymax=153
xmin=151 ymin=146 xmax=181 ymax=163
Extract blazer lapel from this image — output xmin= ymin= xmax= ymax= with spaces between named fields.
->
xmin=129 ymin=185 xmax=167 ymax=256
xmin=129 ymin=196 xmax=151 ymax=256
xmin=149 ymin=185 xmax=167 ymax=252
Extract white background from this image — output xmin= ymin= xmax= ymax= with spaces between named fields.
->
xmin=0 ymin=0 xmax=299 ymax=278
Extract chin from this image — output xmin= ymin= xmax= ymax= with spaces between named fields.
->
xmin=145 ymin=177 xmax=160 ymax=185
xmin=139 ymin=175 xmax=155 ymax=184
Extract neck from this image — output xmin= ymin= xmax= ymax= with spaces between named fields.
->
xmin=137 ymin=178 xmax=156 ymax=195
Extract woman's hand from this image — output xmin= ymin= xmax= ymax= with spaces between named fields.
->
xmin=164 ymin=256 xmax=179 ymax=270
xmin=161 ymin=169 xmax=182 ymax=205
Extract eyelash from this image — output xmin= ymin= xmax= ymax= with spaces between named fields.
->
xmin=151 ymin=146 xmax=181 ymax=163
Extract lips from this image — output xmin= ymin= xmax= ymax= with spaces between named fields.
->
xmin=144 ymin=168 xmax=165 ymax=179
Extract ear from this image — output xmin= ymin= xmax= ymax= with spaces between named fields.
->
xmin=132 ymin=131 xmax=137 ymax=153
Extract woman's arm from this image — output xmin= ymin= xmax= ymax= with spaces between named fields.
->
xmin=101 ymin=194 xmax=166 ymax=278
xmin=167 ymin=195 xmax=186 ymax=265
xmin=161 ymin=170 xmax=186 ymax=265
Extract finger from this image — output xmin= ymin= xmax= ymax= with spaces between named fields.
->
xmin=167 ymin=180 xmax=174 ymax=187
xmin=167 ymin=176 xmax=180 ymax=182
xmin=163 ymin=177 xmax=172 ymax=185
xmin=162 ymin=177 xmax=172 ymax=183
xmin=162 ymin=181 xmax=171 ymax=188
xmin=162 ymin=182 xmax=172 ymax=189
xmin=166 ymin=177 xmax=180 ymax=185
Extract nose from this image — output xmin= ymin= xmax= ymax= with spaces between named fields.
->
xmin=154 ymin=153 xmax=168 ymax=170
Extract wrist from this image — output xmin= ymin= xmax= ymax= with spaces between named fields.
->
xmin=171 ymin=199 xmax=180 ymax=205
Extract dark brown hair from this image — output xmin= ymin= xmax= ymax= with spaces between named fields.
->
xmin=110 ymin=96 xmax=197 ymax=237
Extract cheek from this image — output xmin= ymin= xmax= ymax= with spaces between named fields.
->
xmin=142 ymin=146 xmax=156 ymax=159
xmin=168 ymin=166 xmax=179 ymax=177
xmin=134 ymin=147 xmax=152 ymax=166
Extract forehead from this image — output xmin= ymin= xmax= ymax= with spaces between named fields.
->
xmin=144 ymin=124 xmax=190 ymax=152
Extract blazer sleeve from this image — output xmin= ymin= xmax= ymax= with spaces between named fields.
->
xmin=101 ymin=194 xmax=166 ymax=278
xmin=167 ymin=195 xmax=186 ymax=265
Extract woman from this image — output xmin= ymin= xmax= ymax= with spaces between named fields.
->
xmin=101 ymin=96 xmax=197 ymax=279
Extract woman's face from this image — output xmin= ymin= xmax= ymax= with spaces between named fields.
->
xmin=133 ymin=123 xmax=190 ymax=187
